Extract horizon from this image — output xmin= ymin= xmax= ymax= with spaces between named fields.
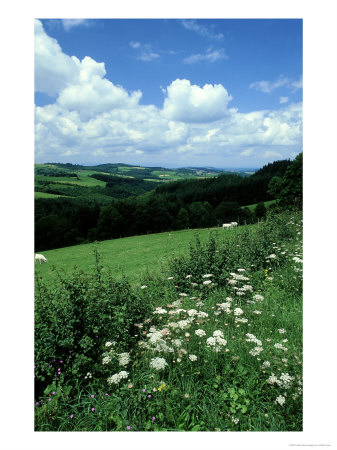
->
xmin=35 ymin=18 xmax=302 ymax=168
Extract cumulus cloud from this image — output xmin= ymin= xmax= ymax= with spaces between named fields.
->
xmin=180 ymin=19 xmax=224 ymax=40
xmin=34 ymin=21 xmax=302 ymax=166
xmin=183 ymin=48 xmax=227 ymax=64
xmin=280 ymin=96 xmax=289 ymax=104
xmin=34 ymin=19 xmax=79 ymax=96
xmin=162 ymin=79 xmax=232 ymax=123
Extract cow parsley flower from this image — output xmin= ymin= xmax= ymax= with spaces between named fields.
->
xmin=203 ymin=280 xmax=212 ymax=285
xmin=107 ymin=371 xmax=129 ymax=385
xmin=150 ymin=357 xmax=168 ymax=371
xmin=118 ymin=353 xmax=131 ymax=367
xmin=262 ymin=361 xmax=271 ymax=369
xmin=153 ymin=307 xmax=167 ymax=314
xmin=249 ymin=346 xmax=263 ymax=356
xmin=102 ymin=356 xmax=111 ymax=365
xmin=253 ymin=294 xmax=264 ymax=302
xmin=195 ymin=329 xmax=206 ymax=337
xmin=234 ymin=308 xmax=244 ymax=316
xmin=275 ymin=395 xmax=286 ymax=406
xmin=213 ymin=330 xmax=224 ymax=338
xmin=202 ymin=274 xmax=213 ymax=278
xmin=189 ymin=354 xmax=198 ymax=362
xmin=278 ymin=328 xmax=286 ymax=334
xmin=206 ymin=337 xmax=217 ymax=346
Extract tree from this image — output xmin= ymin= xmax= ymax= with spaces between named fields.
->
xmin=255 ymin=202 xmax=267 ymax=219
xmin=267 ymin=152 xmax=303 ymax=208
xmin=176 ymin=207 xmax=190 ymax=230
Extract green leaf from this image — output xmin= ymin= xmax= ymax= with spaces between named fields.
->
xmin=191 ymin=424 xmax=201 ymax=431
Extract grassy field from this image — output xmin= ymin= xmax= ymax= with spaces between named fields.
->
xmin=34 ymin=226 xmax=245 ymax=285
xmin=34 ymin=192 xmax=70 ymax=199
xmin=245 ymin=199 xmax=276 ymax=211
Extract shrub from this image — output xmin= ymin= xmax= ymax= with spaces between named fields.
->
xmin=34 ymin=246 xmax=152 ymax=397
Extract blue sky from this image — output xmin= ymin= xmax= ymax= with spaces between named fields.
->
xmin=35 ymin=18 xmax=302 ymax=168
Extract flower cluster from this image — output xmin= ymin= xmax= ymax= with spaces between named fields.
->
xmin=107 ymin=371 xmax=129 ymax=385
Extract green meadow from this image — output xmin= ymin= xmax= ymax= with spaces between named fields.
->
xmin=34 ymin=226 xmax=246 ymax=285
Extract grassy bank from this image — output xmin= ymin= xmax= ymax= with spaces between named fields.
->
xmin=34 ymin=211 xmax=302 ymax=431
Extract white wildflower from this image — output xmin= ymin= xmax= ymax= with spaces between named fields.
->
xmin=172 ymin=339 xmax=182 ymax=347
xmin=153 ymin=307 xmax=167 ymax=314
xmin=189 ymin=354 xmax=198 ymax=362
xmin=167 ymin=276 xmax=174 ymax=280
xmin=278 ymin=329 xmax=286 ymax=334
xmin=267 ymin=374 xmax=279 ymax=385
xmin=185 ymin=275 xmax=192 ymax=279
xmin=237 ymin=268 xmax=246 ymax=272
xmin=107 ymin=370 xmax=129 ymax=385
xmin=232 ymin=417 xmax=240 ymax=424
xmin=202 ymin=274 xmax=213 ymax=278
xmin=235 ymin=317 xmax=248 ymax=323
xmin=206 ymin=337 xmax=216 ymax=346
xmin=253 ymin=310 xmax=262 ymax=315
xmin=234 ymin=308 xmax=244 ymax=316
xmin=195 ymin=329 xmax=206 ymax=337
xmin=118 ymin=353 xmax=131 ymax=367
xmin=262 ymin=361 xmax=270 ymax=369
xmin=275 ymin=395 xmax=286 ymax=406
xmin=213 ymin=330 xmax=224 ymax=338
xmin=150 ymin=357 xmax=168 ymax=371
xmin=141 ymin=285 xmax=147 ymax=289
xmin=253 ymin=294 xmax=264 ymax=302
xmin=249 ymin=346 xmax=263 ymax=357
xmin=203 ymin=280 xmax=212 ymax=285
xmin=102 ymin=356 xmax=111 ymax=365
xmin=187 ymin=309 xmax=198 ymax=317
xmin=179 ymin=293 xmax=188 ymax=297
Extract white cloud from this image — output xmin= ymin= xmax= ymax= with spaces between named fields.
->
xmin=180 ymin=19 xmax=224 ymax=40
xmin=162 ymin=79 xmax=232 ymax=123
xmin=183 ymin=48 xmax=227 ymax=64
xmin=34 ymin=19 xmax=79 ymax=96
xmin=129 ymin=41 xmax=160 ymax=61
xmin=61 ymin=19 xmax=90 ymax=31
xmin=250 ymin=76 xmax=303 ymax=95
xmin=34 ymin=22 xmax=302 ymax=167
xmin=280 ymin=96 xmax=289 ymax=104
xmin=250 ymin=76 xmax=290 ymax=93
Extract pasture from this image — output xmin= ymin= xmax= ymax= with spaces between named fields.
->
xmin=34 ymin=225 xmax=246 ymax=285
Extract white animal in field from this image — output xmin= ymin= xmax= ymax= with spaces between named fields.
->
xmin=222 ymin=223 xmax=232 ymax=229
xmin=231 ymin=222 xmax=238 ymax=227
xmin=35 ymin=254 xmax=48 ymax=264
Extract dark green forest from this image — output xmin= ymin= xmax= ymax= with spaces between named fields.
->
xmin=35 ymin=154 xmax=302 ymax=251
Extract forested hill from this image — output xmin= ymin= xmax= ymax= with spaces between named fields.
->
xmin=154 ymin=159 xmax=292 ymax=206
xmin=35 ymin=156 xmax=301 ymax=251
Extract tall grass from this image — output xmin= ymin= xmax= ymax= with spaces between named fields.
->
xmin=35 ymin=210 xmax=302 ymax=431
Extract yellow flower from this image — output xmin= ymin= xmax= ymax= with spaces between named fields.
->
xmin=158 ymin=383 xmax=166 ymax=392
